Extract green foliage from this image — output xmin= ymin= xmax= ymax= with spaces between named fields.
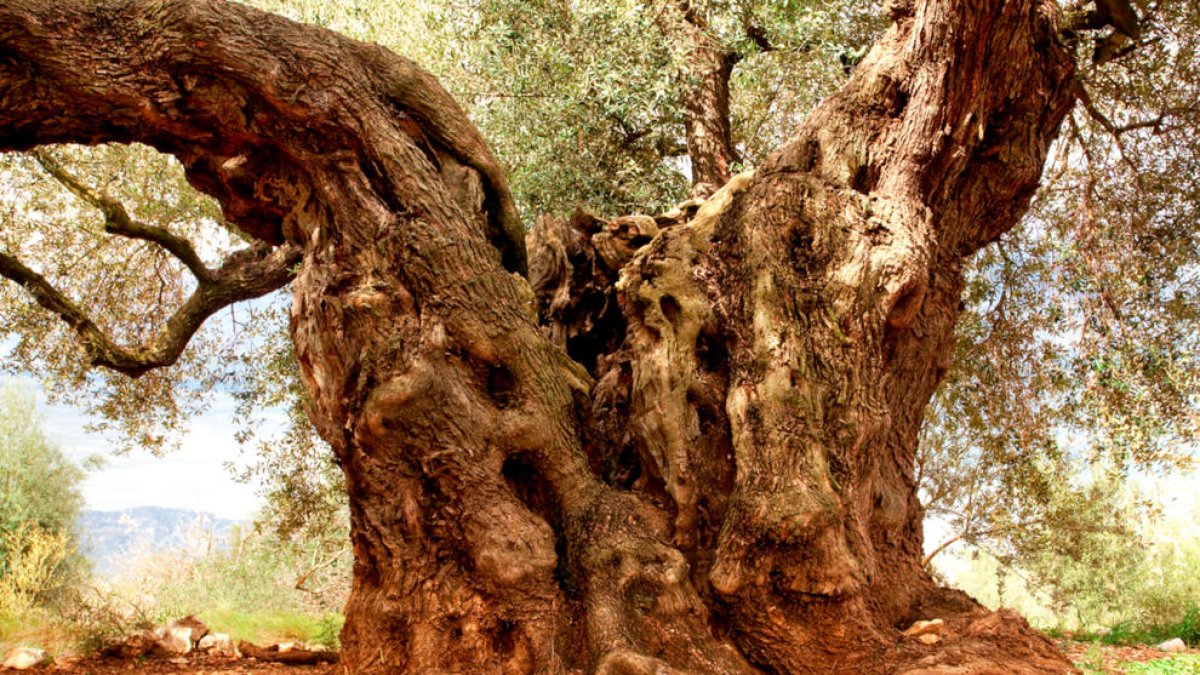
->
xmin=0 ymin=381 xmax=86 ymax=596
xmin=233 ymin=0 xmax=882 ymax=220
xmin=0 ymin=382 xmax=84 ymax=541
xmin=1076 ymin=644 xmax=1108 ymax=675
xmin=0 ymin=523 xmax=70 ymax=615
xmin=0 ymin=146 xmax=242 ymax=454
xmin=1102 ymin=606 xmax=1200 ymax=648
xmin=0 ymin=383 xmax=92 ymax=654
xmin=1124 ymin=656 xmax=1200 ymax=675
xmin=941 ymin=501 xmax=1200 ymax=639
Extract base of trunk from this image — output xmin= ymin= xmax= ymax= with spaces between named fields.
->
xmin=331 ymin=579 xmax=1076 ymax=674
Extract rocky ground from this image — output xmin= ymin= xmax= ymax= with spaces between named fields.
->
xmin=2 ymin=616 xmax=337 ymax=674
xmin=33 ymin=654 xmax=331 ymax=674
xmin=7 ymin=643 xmax=1194 ymax=673
xmin=4 ymin=628 xmax=1194 ymax=673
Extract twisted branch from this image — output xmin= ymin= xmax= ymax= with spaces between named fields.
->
xmin=0 ymin=160 xmax=299 ymax=376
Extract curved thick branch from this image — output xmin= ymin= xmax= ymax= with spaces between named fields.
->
xmin=0 ymin=0 xmax=525 ymax=275
xmin=0 ymin=242 xmax=298 ymax=377
xmin=32 ymin=150 xmax=214 ymax=281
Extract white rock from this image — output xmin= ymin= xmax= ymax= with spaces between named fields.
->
xmin=904 ymin=618 xmax=946 ymax=637
xmin=918 ymin=633 xmax=942 ymax=645
xmin=156 ymin=626 xmax=193 ymax=655
xmin=1157 ymin=638 xmax=1187 ymax=653
xmin=276 ymin=642 xmax=297 ymax=653
xmin=2 ymin=647 xmax=46 ymax=670
xmin=198 ymin=632 xmax=237 ymax=656
xmin=197 ymin=633 xmax=217 ymax=650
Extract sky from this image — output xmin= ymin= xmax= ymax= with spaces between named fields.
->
xmin=33 ymin=382 xmax=270 ymax=521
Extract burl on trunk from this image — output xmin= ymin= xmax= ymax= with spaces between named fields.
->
xmin=0 ymin=0 xmax=1080 ymax=672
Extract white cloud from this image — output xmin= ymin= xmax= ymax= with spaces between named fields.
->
xmin=39 ymin=390 xmax=271 ymax=521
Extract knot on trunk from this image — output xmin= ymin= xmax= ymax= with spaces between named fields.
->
xmin=709 ymin=480 xmax=863 ymax=599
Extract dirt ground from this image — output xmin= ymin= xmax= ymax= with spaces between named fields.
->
xmin=34 ymin=654 xmax=333 ymax=674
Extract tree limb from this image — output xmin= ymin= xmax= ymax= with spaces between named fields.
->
xmin=654 ymin=0 xmax=740 ymax=188
xmin=922 ymin=518 xmax=1125 ymax=567
xmin=0 ymin=241 xmax=299 ymax=377
xmin=31 ymin=150 xmax=214 ymax=283
xmin=744 ymin=23 xmax=773 ymax=53
xmin=1073 ymin=81 xmax=1141 ymax=174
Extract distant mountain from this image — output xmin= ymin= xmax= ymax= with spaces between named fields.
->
xmin=77 ymin=507 xmax=239 ymax=577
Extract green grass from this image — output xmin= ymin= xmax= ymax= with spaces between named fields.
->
xmin=0 ymin=606 xmax=343 ymax=657
xmin=0 ymin=608 xmax=80 ymax=656
xmin=1049 ymin=606 xmax=1200 ymax=649
xmin=1103 ymin=607 xmax=1200 ymax=648
xmin=1123 ymin=655 xmax=1200 ymax=675
xmin=196 ymin=608 xmax=343 ymax=649
xmin=1075 ymin=643 xmax=1108 ymax=674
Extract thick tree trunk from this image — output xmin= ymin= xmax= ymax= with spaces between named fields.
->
xmin=1 ymin=0 xmax=1079 ymax=673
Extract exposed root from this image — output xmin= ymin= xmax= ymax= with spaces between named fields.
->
xmin=894 ymin=608 xmax=1077 ymax=674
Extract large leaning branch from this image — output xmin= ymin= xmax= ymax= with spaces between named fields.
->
xmin=0 ymin=241 xmax=298 ymax=377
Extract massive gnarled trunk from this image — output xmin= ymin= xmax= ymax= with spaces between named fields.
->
xmin=0 ymin=0 xmax=1079 ymax=672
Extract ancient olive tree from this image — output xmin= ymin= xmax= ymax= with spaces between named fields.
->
xmin=0 ymin=0 xmax=1154 ymax=671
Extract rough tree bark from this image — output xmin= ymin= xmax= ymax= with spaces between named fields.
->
xmin=0 ymin=0 xmax=1081 ymax=673
xmin=656 ymin=1 xmax=741 ymax=191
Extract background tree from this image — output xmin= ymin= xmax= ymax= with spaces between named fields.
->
xmin=0 ymin=0 xmax=1195 ymax=673
xmin=0 ymin=380 xmax=87 ymax=606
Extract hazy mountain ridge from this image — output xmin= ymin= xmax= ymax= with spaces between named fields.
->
xmin=78 ymin=506 xmax=239 ymax=576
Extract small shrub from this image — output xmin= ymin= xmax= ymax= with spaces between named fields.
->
xmin=1174 ymin=607 xmax=1200 ymax=646
xmin=313 ymin=613 xmax=343 ymax=650
xmin=1099 ymin=607 xmax=1200 ymax=648
xmin=0 ymin=522 xmax=70 ymax=614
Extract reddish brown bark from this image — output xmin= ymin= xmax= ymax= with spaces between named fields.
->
xmin=0 ymin=0 xmax=1081 ymax=673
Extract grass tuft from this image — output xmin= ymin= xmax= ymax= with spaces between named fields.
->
xmin=197 ymin=608 xmax=343 ymax=649
xmin=1123 ymin=655 xmax=1200 ymax=675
